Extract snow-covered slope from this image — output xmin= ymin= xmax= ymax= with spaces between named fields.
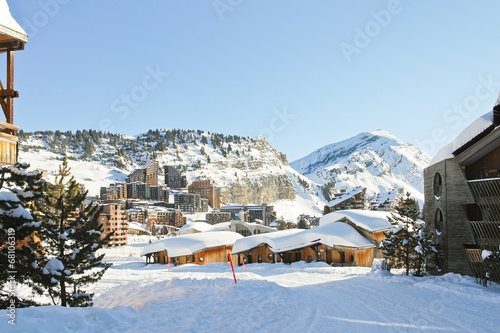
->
xmin=3 ymin=238 xmax=499 ymax=333
xmin=18 ymin=129 xmax=325 ymax=220
xmin=291 ymin=130 xmax=431 ymax=203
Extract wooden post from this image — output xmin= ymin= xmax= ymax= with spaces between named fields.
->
xmin=6 ymin=51 xmax=14 ymax=124
xmin=168 ymin=256 xmax=171 ymax=272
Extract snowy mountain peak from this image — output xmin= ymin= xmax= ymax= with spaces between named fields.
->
xmin=291 ymin=130 xmax=431 ymax=203
xmin=368 ymin=129 xmax=402 ymax=143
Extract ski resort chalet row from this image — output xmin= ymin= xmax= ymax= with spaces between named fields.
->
xmin=141 ymin=210 xmax=391 ymax=267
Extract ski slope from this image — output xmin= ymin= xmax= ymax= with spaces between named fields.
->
xmin=2 ymin=236 xmax=499 ymax=332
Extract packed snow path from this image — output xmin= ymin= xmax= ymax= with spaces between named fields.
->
xmin=2 ymin=238 xmax=499 ymax=332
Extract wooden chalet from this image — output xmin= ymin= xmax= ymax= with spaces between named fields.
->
xmin=141 ymin=231 xmax=243 ymax=266
xmin=0 ymin=1 xmax=27 ymax=166
xmin=319 ymin=209 xmax=392 ymax=259
xmin=232 ymin=222 xmax=376 ymax=267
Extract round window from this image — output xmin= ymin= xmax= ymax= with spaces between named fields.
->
xmin=307 ymin=256 xmax=313 ymax=263
xmin=434 ymin=208 xmax=443 ymax=233
xmin=199 ymin=257 xmax=204 ymax=263
xmin=267 ymin=253 xmax=273 ymax=260
xmin=349 ymin=255 xmax=354 ymax=263
xmin=433 ymin=172 xmax=442 ymax=199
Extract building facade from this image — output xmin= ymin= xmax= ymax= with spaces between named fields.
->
xmin=424 ymin=103 xmax=500 ymax=282
xmin=100 ymin=183 xmax=127 ymax=201
xmin=165 ymin=165 xmax=187 ymax=189
xmin=324 ymin=187 xmax=367 ymax=214
xmin=174 ymin=193 xmax=208 ymax=213
xmin=188 ymin=179 xmax=221 ymax=209
xmin=206 ymin=211 xmax=232 ymax=224
xmin=100 ymin=201 xmax=128 ymax=247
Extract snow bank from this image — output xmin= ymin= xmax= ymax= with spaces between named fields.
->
xmin=4 ymin=238 xmax=500 ymax=333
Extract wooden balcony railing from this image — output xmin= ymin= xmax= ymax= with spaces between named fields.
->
xmin=467 ymin=178 xmax=500 ymax=221
xmin=0 ymin=120 xmax=18 ymax=166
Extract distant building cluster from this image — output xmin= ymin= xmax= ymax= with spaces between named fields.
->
xmin=323 ymin=187 xmax=398 ymax=215
xmin=99 ymin=161 xmax=222 ymax=215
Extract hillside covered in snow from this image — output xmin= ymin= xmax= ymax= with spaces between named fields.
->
xmin=291 ymin=130 xmax=431 ymax=203
xmin=18 ymin=128 xmax=430 ymax=218
xmin=18 ymin=129 xmax=325 ymax=220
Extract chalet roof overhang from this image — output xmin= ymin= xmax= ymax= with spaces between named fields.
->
xmin=0 ymin=25 xmax=27 ymax=52
xmin=273 ymin=241 xmax=375 ymax=254
xmin=143 ymin=243 xmax=230 ymax=258
xmin=457 ymin=127 xmax=500 ymax=167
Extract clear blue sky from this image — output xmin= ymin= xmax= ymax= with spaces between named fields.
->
xmin=4 ymin=1 xmax=500 ymax=161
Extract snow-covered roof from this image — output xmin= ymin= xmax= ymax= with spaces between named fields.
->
xmin=431 ymin=111 xmax=497 ymax=165
xmin=231 ymin=229 xmax=302 ymax=254
xmin=371 ymin=190 xmax=397 ymax=204
xmin=0 ymin=0 xmax=28 ymax=44
xmin=178 ymin=222 xmax=217 ymax=234
xmin=232 ymin=223 xmax=374 ymax=254
xmin=272 ymin=223 xmax=374 ymax=253
xmin=141 ymin=231 xmax=243 ymax=257
xmin=232 ymin=229 xmax=304 ymax=253
xmin=370 ymin=190 xmax=397 ymax=208
xmin=326 ymin=187 xmax=366 ymax=208
xmin=320 ymin=209 xmax=391 ymax=233
xmin=128 ymin=222 xmax=149 ymax=234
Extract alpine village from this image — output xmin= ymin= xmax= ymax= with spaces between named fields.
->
xmin=1 ymin=1 xmax=500 ymax=332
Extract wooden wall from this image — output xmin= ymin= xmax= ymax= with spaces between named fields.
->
xmin=150 ymin=245 xmax=237 ymax=266
xmin=239 ymin=244 xmax=375 ymax=267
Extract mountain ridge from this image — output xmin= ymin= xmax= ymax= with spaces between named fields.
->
xmin=291 ymin=129 xmax=431 ymax=203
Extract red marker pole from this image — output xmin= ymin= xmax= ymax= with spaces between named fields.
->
xmin=228 ymin=254 xmax=237 ymax=284
xmin=242 ymin=256 xmax=247 ymax=273
xmin=168 ymin=256 xmax=171 ymax=273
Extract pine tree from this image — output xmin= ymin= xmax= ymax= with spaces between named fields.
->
xmin=381 ymin=193 xmax=436 ymax=276
xmin=297 ymin=216 xmax=309 ymax=229
xmin=34 ymin=158 xmax=112 ymax=307
xmin=277 ymin=216 xmax=287 ymax=230
xmin=0 ymin=163 xmax=43 ymax=309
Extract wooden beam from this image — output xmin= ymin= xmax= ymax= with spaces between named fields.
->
xmin=0 ymin=89 xmax=18 ymax=98
xmin=0 ymin=120 xmax=19 ymax=131
xmin=0 ymin=41 xmax=24 ymax=52
xmin=0 ymin=131 xmax=18 ymax=142
xmin=7 ymin=51 xmax=13 ymax=90
xmin=5 ymin=51 xmax=14 ymax=124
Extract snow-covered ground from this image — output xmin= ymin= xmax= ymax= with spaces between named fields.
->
xmin=3 ymin=236 xmax=500 ymax=332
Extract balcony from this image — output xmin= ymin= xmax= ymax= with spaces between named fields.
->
xmin=0 ymin=120 xmax=18 ymax=166
xmin=467 ymin=178 xmax=500 ymax=221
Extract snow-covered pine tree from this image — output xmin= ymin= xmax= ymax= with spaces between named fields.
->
xmin=413 ymin=222 xmax=437 ymax=276
xmin=34 ymin=158 xmax=112 ymax=307
xmin=297 ymin=216 xmax=309 ymax=229
xmin=482 ymin=249 xmax=500 ymax=286
xmin=381 ymin=193 xmax=435 ymax=276
xmin=0 ymin=163 xmax=43 ymax=308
